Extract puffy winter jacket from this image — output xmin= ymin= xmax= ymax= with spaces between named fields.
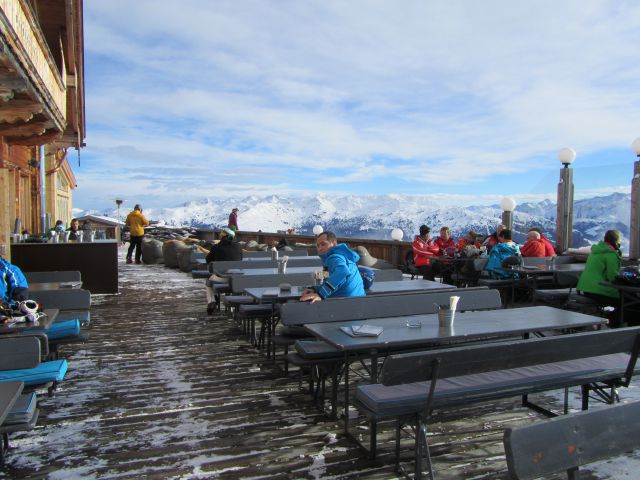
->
xmin=540 ymin=234 xmax=556 ymax=256
xmin=576 ymin=241 xmax=621 ymax=298
xmin=434 ymin=237 xmax=456 ymax=256
xmin=1 ymin=258 xmax=28 ymax=303
xmin=205 ymin=238 xmax=243 ymax=262
xmin=484 ymin=242 xmax=521 ymax=279
xmin=412 ymin=235 xmax=440 ymax=267
xmin=314 ymin=243 xmax=365 ymax=299
xmin=126 ymin=209 xmax=149 ymax=237
xmin=521 ymin=239 xmax=546 ymax=257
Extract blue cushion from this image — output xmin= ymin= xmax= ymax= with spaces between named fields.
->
xmin=25 ymin=319 xmax=80 ymax=340
xmin=55 ymin=310 xmax=90 ymax=326
xmin=3 ymin=392 xmax=37 ymax=425
xmin=0 ymin=360 xmax=68 ymax=386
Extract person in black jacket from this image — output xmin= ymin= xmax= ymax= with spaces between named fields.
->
xmin=205 ymin=228 xmax=242 ymax=263
xmin=205 ymin=228 xmax=242 ymax=314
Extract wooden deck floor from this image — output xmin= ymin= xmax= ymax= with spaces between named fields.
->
xmin=1 ymin=254 xmax=638 ymax=479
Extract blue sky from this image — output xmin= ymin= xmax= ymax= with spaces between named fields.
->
xmin=76 ymin=0 xmax=640 ymax=211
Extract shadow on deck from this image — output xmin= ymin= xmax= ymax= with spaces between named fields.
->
xmin=1 ymin=253 xmax=638 ymax=479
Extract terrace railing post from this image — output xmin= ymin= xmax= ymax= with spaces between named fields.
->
xmin=556 ymin=165 xmax=574 ymax=254
xmin=630 ymin=160 xmax=640 ymax=259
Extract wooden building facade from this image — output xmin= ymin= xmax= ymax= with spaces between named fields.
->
xmin=0 ymin=0 xmax=85 ymax=258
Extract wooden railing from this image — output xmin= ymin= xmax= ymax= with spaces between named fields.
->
xmin=196 ymin=229 xmax=413 ymax=268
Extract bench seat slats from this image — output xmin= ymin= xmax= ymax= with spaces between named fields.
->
xmin=295 ymin=340 xmax=342 ymax=359
xmin=356 ymin=353 xmax=631 ymax=418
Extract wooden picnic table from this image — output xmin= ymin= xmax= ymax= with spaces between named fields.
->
xmin=245 ymin=279 xmax=453 ymax=303
xmin=304 ymin=305 xmax=608 ymax=431
xmin=0 ymin=308 xmax=58 ymax=334
xmin=0 ymin=381 xmax=23 ymax=426
xmin=601 ymin=281 xmax=640 ymax=326
xmin=217 ymin=266 xmax=323 ymax=277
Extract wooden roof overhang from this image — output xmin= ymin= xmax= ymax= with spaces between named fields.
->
xmin=0 ymin=0 xmax=84 ymax=149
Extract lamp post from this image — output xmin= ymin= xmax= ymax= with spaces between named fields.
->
xmin=556 ymin=147 xmax=576 ymax=254
xmin=500 ymin=197 xmax=516 ymax=231
xmin=312 ymin=225 xmax=323 ymax=236
xmin=629 ymin=137 xmax=640 ymax=259
xmin=390 ymin=228 xmax=403 ymax=266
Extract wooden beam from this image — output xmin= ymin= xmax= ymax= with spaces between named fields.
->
xmin=4 ymin=128 xmax=62 ymax=146
xmin=0 ymin=98 xmax=44 ymax=123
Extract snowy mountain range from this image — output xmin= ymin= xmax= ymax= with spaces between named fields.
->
xmin=84 ymin=192 xmax=631 ymax=249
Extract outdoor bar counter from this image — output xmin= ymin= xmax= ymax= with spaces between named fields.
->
xmin=10 ymin=240 xmax=118 ymax=294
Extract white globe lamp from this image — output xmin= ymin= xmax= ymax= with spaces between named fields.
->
xmin=500 ymin=197 xmax=516 ymax=212
xmin=632 ymin=137 xmax=640 ymax=156
xmin=312 ymin=225 xmax=323 ymax=236
xmin=558 ymin=147 xmax=576 ymax=167
xmin=390 ymin=228 xmax=404 ymax=241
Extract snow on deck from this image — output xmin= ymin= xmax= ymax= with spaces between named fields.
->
xmin=1 ymin=251 xmax=639 ymax=479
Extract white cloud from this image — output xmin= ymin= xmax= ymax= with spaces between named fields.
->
xmin=77 ymin=0 xmax=640 ymax=209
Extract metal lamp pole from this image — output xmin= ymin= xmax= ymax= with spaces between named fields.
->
xmin=500 ymin=197 xmax=516 ymax=231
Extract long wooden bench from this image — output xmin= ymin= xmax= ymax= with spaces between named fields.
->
xmin=354 ymin=327 xmax=640 ymax=479
xmin=281 ymin=288 xmax=502 ymax=414
xmin=504 ymin=400 xmax=640 ymax=480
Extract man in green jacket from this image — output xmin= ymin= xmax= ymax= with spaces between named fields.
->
xmin=576 ymin=230 xmax=622 ymax=326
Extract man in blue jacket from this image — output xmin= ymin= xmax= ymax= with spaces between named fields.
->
xmin=484 ymin=228 xmax=521 ymax=279
xmin=300 ymin=231 xmax=365 ymax=303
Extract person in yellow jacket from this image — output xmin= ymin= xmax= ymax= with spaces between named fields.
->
xmin=125 ymin=204 xmax=149 ymax=264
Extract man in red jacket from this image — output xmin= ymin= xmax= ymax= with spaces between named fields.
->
xmin=521 ymin=230 xmax=546 ymax=257
xmin=529 ymin=227 xmax=556 ymax=256
xmin=412 ymin=225 xmax=439 ymax=280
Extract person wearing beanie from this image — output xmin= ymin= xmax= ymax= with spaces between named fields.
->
xmin=205 ymin=228 xmax=242 ymax=263
xmin=125 ymin=204 xmax=149 ymax=264
xmin=205 ymin=227 xmax=242 ymax=314
xmin=412 ymin=225 xmax=439 ymax=280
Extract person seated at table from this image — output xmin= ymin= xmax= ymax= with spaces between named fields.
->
xmin=206 ymin=228 xmax=242 ymax=263
xmin=412 ymin=225 xmax=440 ymax=281
xmin=484 ymin=229 xmax=521 ymax=279
xmin=576 ymin=229 xmax=622 ymax=327
xmin=521 ymin=230 xmax=546 ymax=257
xmin=300 ymin=231 xmax=364 ymax=303
xmin=528 ymin=227 xmax=556 ymax=256
xmin=434 ymin=227 xmax=456 ymax=256
xmin=275 ymin=238 xmax=293 ymax=251
xmin=482 ymin=224 xmax=505 ymax=252
xmin=457 ymin=230 xmax=480 ymax=252
xmin=67 ymin=218 xmax=81 ymax=241
xmin=0 ymin=255 xmax=28 ymax=306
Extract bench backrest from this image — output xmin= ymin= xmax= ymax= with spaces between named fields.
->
xmin=209 ymin=258 xmax=322 ymax=273
xmin=231 ymin=273 xmax=317 ymax=293
xmin=371 ymin=269 xmax=403 ymax=282
xmin=522 ymin=256 xmax=577 ymax=267
xmin=28 ymin=289 xmax=91 ymax=310
xmin=0 ymin=335 xmax=40 ymax=370
xmin=380 ymin=327 xmax=640 ymax=387
xmin=242 ymin=249 xmax=308 ymax=258
xmin=25 ymin=270 xmax=82 ymax=283
xmin=504 ymin=400 xmax=640 ymax=480
xmin=280 ymin=288 xmax=502 ymax=326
